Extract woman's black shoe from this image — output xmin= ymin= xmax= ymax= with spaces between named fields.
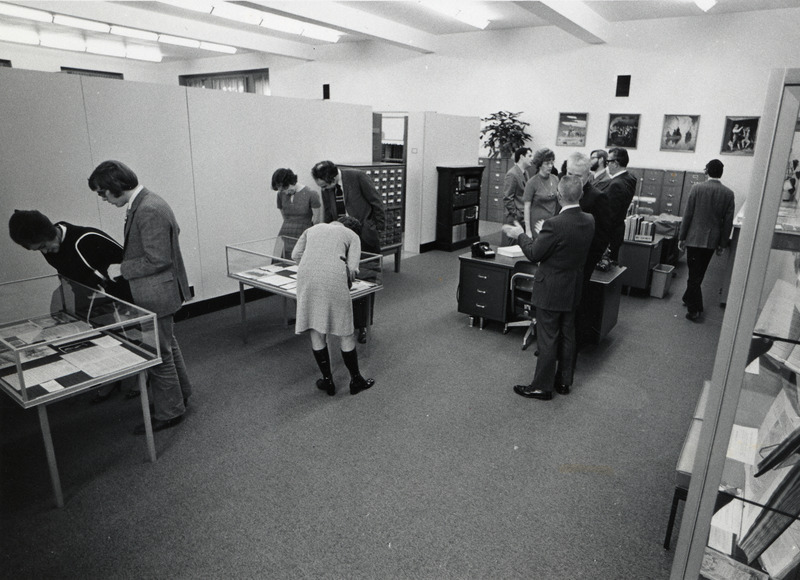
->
xmin=349 ymin=375 xmax=375 ymax=395
xmin=316 ymin=377 xmax=336 ymax=396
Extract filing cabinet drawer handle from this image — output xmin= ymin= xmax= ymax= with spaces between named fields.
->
xmin=478 ymin=274 xmax=487 ymax=279
xmin=476 ymin=304 xmax=486 ymax=309
xmin=477 ymin=289 xmax=486 ymax=294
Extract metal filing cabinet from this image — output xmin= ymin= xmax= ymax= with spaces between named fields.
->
xmin=659 ymin=170 xmax=685 ymax=215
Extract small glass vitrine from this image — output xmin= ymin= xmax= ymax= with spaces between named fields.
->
xmin=226 ymin=235 xmax=383 ymax=299
xmin=0 ymin=275 xmax=159 ymax=408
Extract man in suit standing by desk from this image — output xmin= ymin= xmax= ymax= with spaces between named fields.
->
xmin=89 ymin=160 xmax=192 ymax=434
xmin=604 ymin=147 xmax=638 ymax=263
xmin=502 ymin=175 xmax=595 ymax=401
xmin=678 ymin=159 xmax=735 ymax=323
xmin=501 ymin=147 xmax=533 ymax=245
xmin=589 ymin=149 xmax=611 ymax=191
xmin=312 ymin=160 xmax=386 ymax=344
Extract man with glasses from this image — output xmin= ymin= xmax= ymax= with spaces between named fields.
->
xmin=678 ymin=159 xmax=735 ymax=322
xmin=89 ymin=160 xmax=193 ymax=434
xmin=589 ymin=149 xmax=611 ymax=191
xmin=604 ymin=147 xmax=637 ymax=263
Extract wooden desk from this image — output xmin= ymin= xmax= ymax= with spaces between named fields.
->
xmin=619 ymin=235 xmax=665 ymax=290
xmin=457 ymin=252 xmax=626 ymax=343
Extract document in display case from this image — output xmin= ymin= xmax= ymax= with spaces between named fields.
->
xmin=0 ymin=275 xmax=163 ymax=507
xmin=226 ymin=236 xmax=383 ymax=341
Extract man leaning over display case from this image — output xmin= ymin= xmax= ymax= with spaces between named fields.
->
xmin=88 ymin=160 xmax=192 ymax=434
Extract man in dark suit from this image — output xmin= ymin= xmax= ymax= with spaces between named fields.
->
xmin=589 ymin=149 xmax=611 ymax=191
xmin=312 ymin=160 xmax=386 ymax=343
xmin=679 ymin=159 xmax=735 ymax=322
xmin=565 ymin=152 xmax=614 ymax=348
xmin=89 ymin=160 xmax=192 ymax=434
xmin=604 ymin=147 xmax=638 ymax=262
xmin=501 ymin=147 xmax=533 ymax=246
xmin=502 ymin=175 xmax=595 ymax=401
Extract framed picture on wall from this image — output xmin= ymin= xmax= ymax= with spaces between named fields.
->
xmin=607 ymin=114 xmax=640 ymax=149
xmin=556 ymin=113 xmax=587 ymax=147
xmin=660 ymin=115 xmax=700 ymax=152
xmin=721 ymin=116 xmax=759 ymax=156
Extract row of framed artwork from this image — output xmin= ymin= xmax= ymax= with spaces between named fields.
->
xmin=555 ymin=113 xmax=758 ymax=156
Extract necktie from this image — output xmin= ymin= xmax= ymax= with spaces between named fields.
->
xmin=334 ymin=184 xmax=346 ymax=218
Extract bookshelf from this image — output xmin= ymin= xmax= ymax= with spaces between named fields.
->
xmin=435 ymin=166 xmax=484 ymax=251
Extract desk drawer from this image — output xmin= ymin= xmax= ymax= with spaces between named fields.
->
xmin=459 ymin=263 xmax=508 ymax=320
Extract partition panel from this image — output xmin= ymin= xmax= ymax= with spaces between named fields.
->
xmin=0 ymin=68 xmax=98 ymax=283
xmin=186 ymin=89 xmax=371 ymax=299
xmin=80 ymin=76 xmax=202 ymax=300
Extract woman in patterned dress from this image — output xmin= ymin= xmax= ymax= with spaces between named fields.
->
xmin=272 ymin=168 xmax=321 ymax=259
xmin=522 ymin=148 xmax=560 ymax=237
xmin=291 ymin=216 xmax=375 ymax=397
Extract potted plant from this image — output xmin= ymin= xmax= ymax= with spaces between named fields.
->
xmin=480 ymin=111 xmax=532 ymax=158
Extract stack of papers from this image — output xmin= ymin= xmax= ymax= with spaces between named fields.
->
xmin=497 ymin=245 xmax=524 ymax=258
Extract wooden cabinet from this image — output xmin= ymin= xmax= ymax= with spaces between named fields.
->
xmin=618 ymin=235 xmax=664 ymax=290
xmin=436 ymin=165 xmax=484 ymax=251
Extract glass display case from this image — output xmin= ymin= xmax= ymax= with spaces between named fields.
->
xmin=671 ymin=70 xmax=800 ymax=579
xmin=0 ymin=275 xmax=159 ymax=409
xmin=226 ymin=236 xmax=383 ymax=299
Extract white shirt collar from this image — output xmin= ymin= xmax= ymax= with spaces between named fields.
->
xmin=560 ymin=203 xmax=581 ymax=211
xmin=126 ymin=184 xmax=144 ymax=212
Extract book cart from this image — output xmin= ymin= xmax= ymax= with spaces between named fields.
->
xmin=671 ymin=69 xmax=800 ymax=580
xmin=0 ymin=275 xmax=162 ymax=507
xmin=226 ymin=236 xmax=383 ymax=343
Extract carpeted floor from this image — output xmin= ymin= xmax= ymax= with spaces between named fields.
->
xmin=0 ymin=227 xmax=725 ymax=579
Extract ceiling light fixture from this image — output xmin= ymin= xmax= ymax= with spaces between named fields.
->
xmin=0 ymin=22 xmax=38 ymax=44
xmin=199 ymin=40 xmax=237 ymax=54
xmin=110 ymin=26 xmax=159 ymax=42
xmin=39 ymin=31 xmax=85 ymax=52
xmin=419 ymin=1 xmax=490 ymax=30
xmin=158 ymin=34 xmax=201 ymax=48
xmin=0 ymin=2 xmax=52 ymax=23
xmin=694 ymin=0 xmax=717 ymax=11
xmin=210 ymin=2 xmax=264 ymax=26
xmin=126 ymin=44 xmax=163 ymax=62
xmin=53 ymin=14 xmax=110 ymax=33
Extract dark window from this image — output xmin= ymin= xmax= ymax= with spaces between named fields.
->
xmin=61 ymin=67 xmax=123 ymax=79
xmin=179 ymin=68 xmax=270 ymax=95
xmin=0 ymin=59 xmax=11 ymax=68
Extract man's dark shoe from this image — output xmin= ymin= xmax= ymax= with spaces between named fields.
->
xmin=686 ymin=311 xmax=702 ymax=322
xmin=513 ymin=385 xmax=553 ymax=400
xmin=555 ymin=384 xmax=570 ymax=395
xmin=134 ymin=414 xmax=183 ymax=435
xmin=357 ymin=328 xmax=368 ymax=344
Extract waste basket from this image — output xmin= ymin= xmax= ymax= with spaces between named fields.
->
xmin=650 ymin=264 xmax=675 ymax=298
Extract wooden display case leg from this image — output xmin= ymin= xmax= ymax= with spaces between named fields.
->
xmin=239 ymin=282 xmax=248 ymax=344
xmin=138 ymin=372 xmax=156 ymax=462
xmin=37 ymin=405 xmax=63 ymax=508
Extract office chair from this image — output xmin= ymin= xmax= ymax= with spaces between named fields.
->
xmin=503 ymin=261 xmax=537 ymax=350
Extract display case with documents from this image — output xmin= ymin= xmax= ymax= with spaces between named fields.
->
xmin=672 ymin=70 xmax=800 ymax=580
xmin=0 ymin=275 xmax=159 ymax=409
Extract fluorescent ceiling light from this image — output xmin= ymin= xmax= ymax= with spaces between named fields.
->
xmin=210 ymin=3 xmax=263 ymax=26
xmin=0 ymin=2 xmax=52 ymax=23
xmin=110 ymin=25 xmax=158 ymax=42
xmin=158 ymin=0 xmax=213 ymax=13
xmin=199 ymin=40 xmax=236 ymax=54
xmin=39 ymin=31 xmax=85 ymax=52
xmin=420 ymin=1 xmax=490 ymax=30
xmin=126 ymin=44 xmax=163 ymax=62
xmin=53 ymin=14 xmax=110 ymax=33
xmin=0 ymin=22 xmax=38 ymax=45
xmin=158 ymin=34 xmax=200 ymax=48
xmin=301 ymin=23 xmax=342 ymax=43
xmin=694 ymin=0 xmax=717 ymax=11
xmin=85 ymin=37 xmax=126 ymax=57
xmin=260 ymin=12 xmax=304 ymax=35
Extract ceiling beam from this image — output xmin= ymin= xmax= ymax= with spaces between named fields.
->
xmin=14 ymin=1 xmax=317 ymax=60
xmin=514 ymin=1 xmax=607 ymax=45
xmin=248 ymin=1 xmax=438 ymax=54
